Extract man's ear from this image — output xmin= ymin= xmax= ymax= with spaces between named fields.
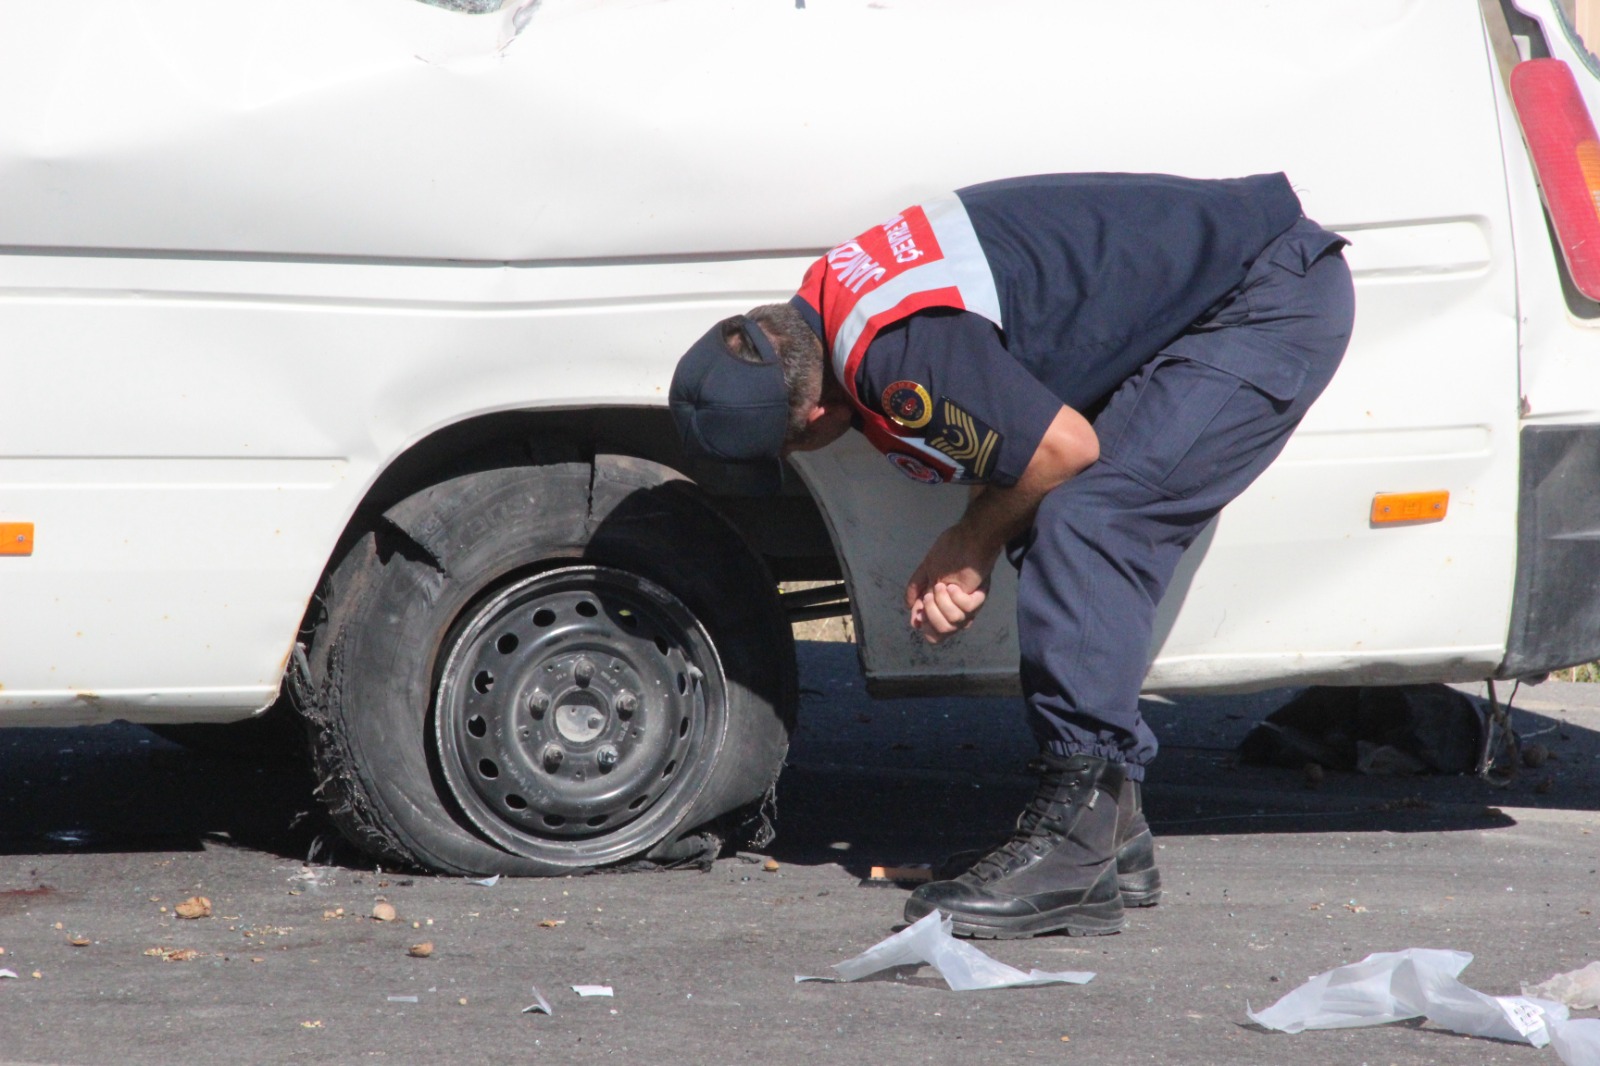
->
xmin=804 ymin=402 xmax=834 ymax=427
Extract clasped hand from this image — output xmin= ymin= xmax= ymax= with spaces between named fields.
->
xmin=904 ymin=524 xmax=997 ymax=644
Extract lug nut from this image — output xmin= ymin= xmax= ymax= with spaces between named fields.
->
xmin=540 ymin=743 xmax=564 ymax=772
xmin=527 ymin=689 xmax=550 ymax=718
xmin=573 ymin=658 xmax=595 ymax=686
xmin=596 ymin=745 xmax=620 ymax=772
xmin=614 ymin=691 xmax=638 ymax=718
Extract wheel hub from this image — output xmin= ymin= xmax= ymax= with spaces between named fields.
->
xmin=552 ymin=698 xmax=606 ymax=745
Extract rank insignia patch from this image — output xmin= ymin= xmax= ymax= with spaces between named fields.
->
xmin=882 ymin=380 xmax=933 ymax=429
xmin=928 ymin=399 xmax=1001 ymax=481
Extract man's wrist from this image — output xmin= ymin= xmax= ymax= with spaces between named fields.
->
xmin=950 ymin=516 xmax=1006 ymax=575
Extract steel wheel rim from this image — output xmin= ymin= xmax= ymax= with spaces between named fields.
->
xmin=434 ymin=564 xmax=726 ymax=865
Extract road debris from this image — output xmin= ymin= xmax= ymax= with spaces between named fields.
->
xmin=467 ymin=875 xmax=501 ymax=887
xmin=1525 ymin=962 xmax=1600 ymax=1009
xmin=407 ymin=942 xmax=434 ymax=958
xmin=386 ymin=995 xmax=419 ymax=1003
xmin=289 ymin=864 xmax=331 ymax=891
xmin=0 ymin=969 xmax=17 ymax=979
xmin=300 ymin=1020 xmax=323 ymax=1029
xmin=174 ymin=896 xmax=211 ymax=920
xmin=1247 ymin=947 xmax=1582 ymax=1053
xmin=144 ymin=947 xmax=200 ymax=962
xmin=68 ymin=935 xmax=90 ymax=947
xmin=796 ymin=911 xmax=1095 ymax=992
xmin=763 ymin=859 xmax=780 ymax=872
xmin=522 ymin=986 xmax=553 ymax=1015
xmin=372 ymin=902 xmax=397 ymax=922
xmin=572 ymin=985 xmax=613 ymax=997
xmin=538 ymin=919 xmax=565 ymax=928
xmin=1552 ymin=1019 xmax=1600 ymax=1064
xmin=863 ymin=864 xmax=933 ymax=886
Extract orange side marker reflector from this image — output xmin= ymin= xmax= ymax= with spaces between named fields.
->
xmin=0 ymin=523 xmax=34 ymax=556
xmin=1371 ymin=492 xmax=1449 ymax=525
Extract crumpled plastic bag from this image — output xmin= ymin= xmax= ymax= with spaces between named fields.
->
xmin=1527 ymin=962 xmax=1600 ymax=1010
xmin=1247 ymin=949 xmax=1570 ymax=1049
xmin=797 ymin=911 xmax=1094 ymax=992
xmin=1551 ymin=1017 xmax=1600 ymax=1065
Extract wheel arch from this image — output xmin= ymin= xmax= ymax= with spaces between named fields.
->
xmin=323 ymin=406 xmax=844 ymax=599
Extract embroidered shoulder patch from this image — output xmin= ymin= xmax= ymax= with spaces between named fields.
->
xmin=928 ymin=398 xmax=1001 ymax=481
xmin=881 ymin=380 xmax=933 ymax=429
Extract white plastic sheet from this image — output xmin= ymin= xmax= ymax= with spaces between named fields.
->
xmin=1550 ymin=1018 xmax=1600 ymax=1065
xmin=796 ymin=911 xmax=1095 ymax=992
xmin=1248 ymin=949 xmax=1570 ymax=1049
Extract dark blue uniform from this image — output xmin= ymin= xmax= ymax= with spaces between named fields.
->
xmin=849 ymin=176 xmax=1354 ymax=779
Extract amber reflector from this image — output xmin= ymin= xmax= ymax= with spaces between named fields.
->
xmin=1370 ymin=492 xmax=1449 ymax=525
xmin=0 ymin=523 xmax=34 ymax=556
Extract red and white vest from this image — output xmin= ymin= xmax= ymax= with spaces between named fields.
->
xmin=794 ymin=195 xmax=1003 ymax=484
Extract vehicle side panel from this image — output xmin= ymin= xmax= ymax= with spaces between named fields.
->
xmin=0 ymin=0 xmax=1523 ymax=718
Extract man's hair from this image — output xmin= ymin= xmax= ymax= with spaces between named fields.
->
xmin=720 ymin=303 xmax=826 ymax=444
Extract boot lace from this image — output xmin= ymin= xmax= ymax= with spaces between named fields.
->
xmin=965 ymin=759 xmax=1091 ymax=882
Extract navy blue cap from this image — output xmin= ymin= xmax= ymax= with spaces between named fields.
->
xmin=669 ymin=317 xmax=790 ymax=462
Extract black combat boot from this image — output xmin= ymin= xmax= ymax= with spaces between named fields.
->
xmin=904 ymin=754 xmax=1124 ymax=939
xmin=933 ymin=769 xmax=1162 ymax=908
xmin=1114 ymin=777 xmax=1161 ymax=907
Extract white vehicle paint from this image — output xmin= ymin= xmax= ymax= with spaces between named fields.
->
xmin=1 ymin=0 xmax=1596 ymax=866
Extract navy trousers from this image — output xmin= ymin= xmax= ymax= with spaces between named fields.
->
xmin=1010 ymin=218 xmax=1356 ymax=780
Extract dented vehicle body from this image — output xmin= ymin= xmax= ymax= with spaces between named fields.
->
xmin=2 ymin=0 xmax=1598 ymax=872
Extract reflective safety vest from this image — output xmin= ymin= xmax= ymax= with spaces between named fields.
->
xmin=793 ymin=196 xmax=999 ymax=485
xmin=792 ymin=173 xmax=1305 ymax=484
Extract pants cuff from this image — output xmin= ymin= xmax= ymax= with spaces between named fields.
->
xmin=1042 ymin=739 xmax=1146 ymax=782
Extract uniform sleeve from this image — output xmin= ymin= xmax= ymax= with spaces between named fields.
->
xmin=855 ymin=308 xmax=1063 ymax=486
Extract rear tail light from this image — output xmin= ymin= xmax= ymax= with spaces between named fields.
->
xmin=1511 ymin=58 xmax=1600 ymax=300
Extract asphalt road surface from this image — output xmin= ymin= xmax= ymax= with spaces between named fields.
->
xmin=2 ymin=641 xmax=1598 ymax=1065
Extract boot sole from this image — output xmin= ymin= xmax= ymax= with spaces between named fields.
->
xmin=946 ymin=898 xmax=1127 ymax=940
xmin=1118 ymin=867 xmax=1162 ymax=908
xmin=911 ymin=865 xmax=1128 ymax=940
